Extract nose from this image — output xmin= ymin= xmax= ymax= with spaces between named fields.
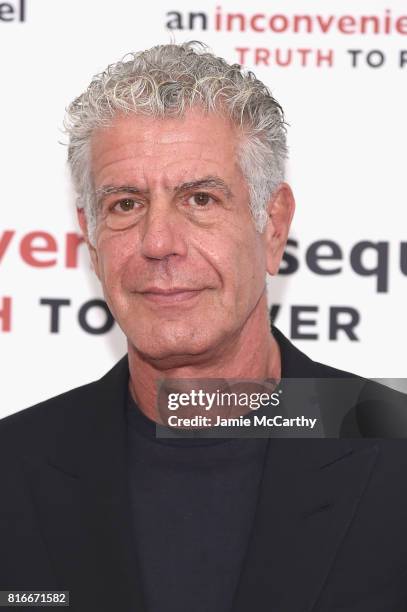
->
xmin=140 ymin=200 xmax=187 ymax=261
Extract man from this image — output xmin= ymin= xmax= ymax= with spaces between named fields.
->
xmin=1 ymin=42 xmax=407 ymax=612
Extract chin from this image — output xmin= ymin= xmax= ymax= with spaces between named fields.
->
xmin=127 ymin=327 xmax=223 ymax=365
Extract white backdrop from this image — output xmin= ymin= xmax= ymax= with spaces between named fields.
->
xmin=1 ymin=0 xmax=406 ymax=418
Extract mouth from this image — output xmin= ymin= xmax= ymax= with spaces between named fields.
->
xmin=139 ymin=287 xmax=205 ymax=305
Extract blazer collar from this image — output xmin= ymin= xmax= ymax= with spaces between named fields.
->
xmin=272 ymin=325 xmax=317 ymax=378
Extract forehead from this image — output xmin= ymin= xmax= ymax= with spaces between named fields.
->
xmin=90 ymin=109 xmax=242 ymax=186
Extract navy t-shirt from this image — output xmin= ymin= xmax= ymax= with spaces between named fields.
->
xmin=126 ymin=392 xmax=269 ymax=612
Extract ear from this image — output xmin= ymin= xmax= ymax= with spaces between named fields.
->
xmin=264 ymin=183 xmax=295 ymax=275
xmin=76 ymin=207 xmax=101 ymax=279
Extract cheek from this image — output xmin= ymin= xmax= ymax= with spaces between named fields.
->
xmin=209 ymin=232 xmax=266 ymax=303
xmin=237 ymin=247 xmax=266 ymax=303
xmin=95 ymin=236 xmax=131 ymax=292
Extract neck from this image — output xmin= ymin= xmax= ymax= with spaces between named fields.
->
xmin=127 ymin=292 xmax=281 ymax=423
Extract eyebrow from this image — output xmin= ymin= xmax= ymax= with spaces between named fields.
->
xmin=175 ymin=177 xmax=234 ymax=199
xmin=95 ymin=175 xmax=234 ymax=205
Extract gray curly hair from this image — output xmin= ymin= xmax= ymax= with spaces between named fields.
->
xmin=65 ymin=41 xmax=288 ymax=245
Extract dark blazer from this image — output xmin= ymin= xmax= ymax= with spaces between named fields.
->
xmin=1 ymin=328 xmax=407 ymax=612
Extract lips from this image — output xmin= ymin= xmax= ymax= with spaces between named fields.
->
xmin=141 ymin=287 xmax=201 ymax=295
xmin=139 ymin=287 xmax=204 ymax=304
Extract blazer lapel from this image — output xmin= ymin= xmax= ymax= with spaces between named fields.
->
xmin=21 ymin=356 xmax=147 ymax=612
xmin=232 ymin=439 xmax=378 ymax=612
xmin=232 ymin=328 xmax=379 ymax=611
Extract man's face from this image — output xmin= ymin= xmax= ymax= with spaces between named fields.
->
xmin=84 ymin=109 xmax=282 ymax=364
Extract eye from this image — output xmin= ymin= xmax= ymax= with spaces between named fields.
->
xmin=187 ymin=192 xmax=215 ymax=208
xmin=113 ymin=198 xmax=137 ymax=213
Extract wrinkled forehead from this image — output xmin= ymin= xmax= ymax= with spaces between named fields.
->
xmin=89 ymin=109 xmax=244 ymax=188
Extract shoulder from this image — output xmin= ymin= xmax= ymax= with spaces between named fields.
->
xmin=0 ymin=378 xmax=97 ymax=457
xmin=272 ymin=326 xmax=407 ymax=437
xmin=311 ymin=359 xmax=407 ymax=437
xmin=0 ymin=354 xmax=128 ymax=455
